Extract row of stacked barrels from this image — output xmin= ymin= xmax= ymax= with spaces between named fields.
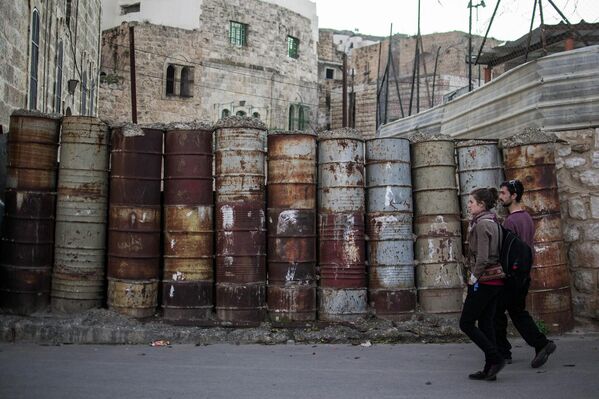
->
xmin=0 ymin=111 xmax=573 ymax=332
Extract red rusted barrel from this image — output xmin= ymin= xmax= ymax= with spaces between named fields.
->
xmin=317 ymin=129 xmax=367 ymax=321
xmin=162 ymin=123 xmax=214 ymax=323
xmin=214 ymin=117 xmax=267 ymax=325
xmin=0 ymin=110 xmax=60 ymax=315
xmin=0 ymin=190 xmax=55 ymax=314
xmin=267 ymin=131 xmax=317 ymax=323
xmin=52 ymin=116 xmax=110 ymax=313
xmin=107 ymin=125 xmax=163 ymax=318
xmin=503 ymin=133 xmax=574 ymax=333
xmin=5 ymin=110 xmax=61 ymax=191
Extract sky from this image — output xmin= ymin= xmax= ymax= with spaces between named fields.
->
xmin=315 ymin=0 xmax=599 ymax=41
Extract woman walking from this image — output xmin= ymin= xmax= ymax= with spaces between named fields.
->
xmin=460 ymin=187 xmax=506 ymax=381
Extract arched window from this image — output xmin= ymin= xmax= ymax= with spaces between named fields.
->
xmin=221 ymin=109 xmax=230 ymax=118
xmin=298 ymin=106 xmax=305 ymax=130
xmin=66 ymin=0 xmax=72 ymax=27
xmin=29 ymin=9 xmax=40 ymax=110
xmin=180 ymin=66 xmax=192 ymax=97
xmin=88 ymin=64 xmax=94 ymax=115
xmin=80 ymin=69 xmax=87 ymax=115
xmin=54 ymin=41 xmax=63 ymax=113
xmin=166 ymin=65 xmax=175 ymax=95
xmin=252 ymin=112 xmax=260 ymax=119
xmin=288 ymin=105 xmax=295 ymax=130
xmin=236 ymin=110 xmax=246 ymax=117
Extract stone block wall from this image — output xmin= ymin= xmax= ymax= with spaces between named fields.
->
xmin=99 ymin=0 xmax=318 ymax=129
xmin=0 ymin=0 xmax=101 ymax=131
xmin=555 ymin=128 xmax=599 ymax=324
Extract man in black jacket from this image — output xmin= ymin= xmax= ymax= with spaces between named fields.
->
xmin=496 ymin=179 xmax=556 ymax=368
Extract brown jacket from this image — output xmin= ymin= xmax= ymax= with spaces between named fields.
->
xmin=467 ymin=211 xmax=504 ymax=280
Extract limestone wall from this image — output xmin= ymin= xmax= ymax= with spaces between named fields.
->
xmin=0 ymin=0 xmax=102 ymax=131
xmin=555 ymin=129 xmax=599 ymax=324
xmin=99 ymin=0 xmax=318 ymax=129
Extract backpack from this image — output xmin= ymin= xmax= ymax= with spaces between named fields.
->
xmin=495 ymin=222 xmax=533 ymax=289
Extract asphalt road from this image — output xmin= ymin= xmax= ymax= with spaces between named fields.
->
xmin=1 ymin=335 xmax=598 ymax=399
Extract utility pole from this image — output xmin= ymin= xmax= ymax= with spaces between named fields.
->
xmin=342 ymin=52 xmax=348 ymax=127
xmin=416 ymin=0 xmax=421 ymax=113
xmin=384 ymin=24 xmax=392 ymax=124
xmin=468 ymin=1 xmax=486 ymax=92
xmin=128 ymin=26 xmax=138 ymax=123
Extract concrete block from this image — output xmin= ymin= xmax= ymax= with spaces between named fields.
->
xmin=572 ymin=269 xmax=596 ymax=294
xmin=591 ymin=196 xmax=599 ymax=219
xmin=556 ymin=144 xmax=572 ymax=157
xmin=569 ymin=198 xmax=588 ymax=220
xmin=565 ymin=156 xmax=587 ymax=169
xmin=568 ymin=241 xmax=599 ymax=269
xmin=583 ymin=222 xmax=599 ymax=241
xmin=580 ymin=170 xmax=599 ymax=187
xmin=563 ymin=224 xmax=581 ymax=242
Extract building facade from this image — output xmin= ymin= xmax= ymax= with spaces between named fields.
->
xmin=99 ymin=0 xmax=319 ymax=130
xmin=0 ymin=0 xmax=102 ymax=132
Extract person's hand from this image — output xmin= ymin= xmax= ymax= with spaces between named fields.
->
xmin=468 ymin=274 xmax=478 ymax=285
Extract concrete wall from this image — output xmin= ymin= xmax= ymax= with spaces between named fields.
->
xmin=0 ymin=0 xmax=102 ymax=131
xmin=99 ymin=0 xmax=318 ymax=129
xmin=555 ymin=129 xmax=599 ymax=324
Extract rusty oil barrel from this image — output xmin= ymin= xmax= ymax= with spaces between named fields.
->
xmin=318 ymin=129 xmax=367 ymax=321
xmin=51 ymin=117 xmax=110 ymax=313
xmin=411 ymin=137 xmax=464 ymax=315
xmin=162 ymin=123 xmax=214 ymax=322
xmin=0 ymin=189 xmax=56 ymax=314
xmin=502 ymin=134 xmax=573 ymax=333
xmin=456 ymin=140 xmax=505 ymax=252
xmin=214 ymin=117 xmax=267 ymax=325
xmin=366 ymin=138 xmax=416 ymax=319
xmin=107 ymin=125 xmax=163 ymax=318
xmin=267 ymin=131 xmax=317 ymax=323
xmin=0 ymin=111 xmax=60 ymax=314
xmin=5 ymin=110 xmax=61 ymax=191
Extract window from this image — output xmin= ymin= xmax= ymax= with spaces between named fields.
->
xmin=80 ymin=69 xmax=87 ymax=115
xmin=298 ymin=107 xmax=305 ymax=130
xmin=252 ymin=112 xmax=260 ymax=119
xmin=221 ymin=109 xmax=230 ymax=118
xmin=88 ymin=64 xmax=94 ymax=115
xmin=121 ymin=3 xmax=140 ymax=15
xmin=180 ymin=66 xmax=193 ymax=97
xmin=230 ymin=21 xmax=247 ymax=47
xmin=54 ymin=41 xmax=63 ymax=113
xmin=287 ymin=36 xmax=299 ymax=58
xmin=166 ymin=65 xmax=175 ymax=95
xmin=289 ymin=104 xmax=309 ymax=131
xmin=236 ymin=110 xmax=246 ymax=117
xmin=29 ymin=9 xmax=40 ymax=110
xmin=66 ymin=0 xmax=72 ymax=28
xmin=288 ymin=105 xmax=296 ymax=130
xmin=325 ymin=68 xmax=334 ymax=80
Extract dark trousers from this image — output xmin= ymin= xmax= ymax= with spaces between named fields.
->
xmin=494 ymin=279 xmax=549 ymax=358
xmin=460 ymin=283 xmax=503 ymax=365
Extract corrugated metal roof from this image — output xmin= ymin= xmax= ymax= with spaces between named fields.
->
xmin=379 ymin=45 xmax=599 ymax=140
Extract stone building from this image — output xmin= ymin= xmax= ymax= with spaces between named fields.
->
xmin=99 ymin=0 xmax=318 ymax=130
xmin=0 ymin=0 xmax=102 ymax=131
xmin=317 ymin=30 xmax=501 ymax=139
